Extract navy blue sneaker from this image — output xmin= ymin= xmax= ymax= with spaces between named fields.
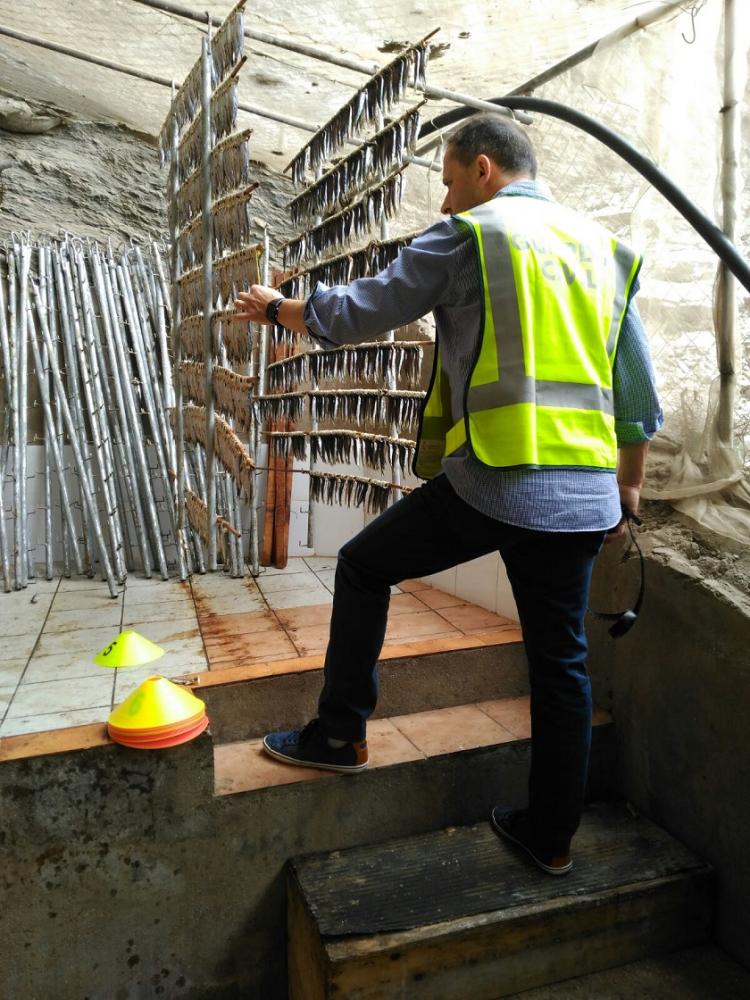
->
xmin=262 ymin=719 xmax=369 ymax=773
xmin=490 ymin=806 xmax=573 ymax=876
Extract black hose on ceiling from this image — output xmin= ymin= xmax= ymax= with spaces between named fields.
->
xmin=420 ymin=96 xmax=750 ymax=295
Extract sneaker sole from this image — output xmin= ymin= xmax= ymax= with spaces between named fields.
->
xmin=262 ymin=738 xmax=369 ymax=774
xmin=490 ymin=810 xmax=573 ymax=876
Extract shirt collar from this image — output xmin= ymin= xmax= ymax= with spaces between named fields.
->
xmin=493 ymin=178 xmax=553 ymax=201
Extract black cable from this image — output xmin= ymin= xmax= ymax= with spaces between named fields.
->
xmin=419 ymin=96 xmax=750 ymax=295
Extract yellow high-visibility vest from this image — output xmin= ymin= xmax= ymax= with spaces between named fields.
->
xmin=413 ymin=195 xmax=642 ymax=479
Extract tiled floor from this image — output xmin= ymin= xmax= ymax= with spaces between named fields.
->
xmin=214 ymin=698 xmax=613 ymax=795
xmin=0 ymin=557 xmax=519 ymax=738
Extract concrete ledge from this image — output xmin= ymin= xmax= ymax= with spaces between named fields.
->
xmin=200 ymin=642 xmax=529 ymax=743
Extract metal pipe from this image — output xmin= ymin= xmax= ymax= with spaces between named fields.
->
xmin=43 ymin=246 xmax=73 ymax=578
xmin=61 ymin=247 xmax=122 ymax=581
xmin=90 ymin=247 xmax=153 ymax=577
xmin=167 ymin=101 xmax=190 ymax=581
xmin=117 ymin=261 xmax=179 ymax=565
xmin=26 ymin=284 xmax=85 ymax=576
xmin=38 ymin=248 xmax=54 ymax=579
xmin=0 ymin=254 xmax=14 ymax=591
xmin=103 ymin=254 xmax=169 ymax=578
xmin=715 ymin=0 xmax=743 ymax=444
xmin=29 ymin=281 xmax=117 ymax=595
xmin=200 ymin=33 xmax=217 ymax=571
xmin=7 ymin=250 xmax=22 ymax=588
xmin=51 ymin=246 xmax=96 ymax=574
xmin=73 ymin=246 xmax=127 ymax=582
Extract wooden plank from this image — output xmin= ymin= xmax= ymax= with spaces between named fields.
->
xmin=287 ymin=802 xmax=713 ymax=999
xmin=287 ymin=869 xmax=328 ymax=1000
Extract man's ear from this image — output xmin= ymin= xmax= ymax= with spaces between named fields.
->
xmin=476 ymin=153 xmax=493 ymax=183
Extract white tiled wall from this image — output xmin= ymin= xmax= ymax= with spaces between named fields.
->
xmin=425 ymin=554 xmax=517 ymax=619
xmin=310 ymin=458 xmax=518 ymax=621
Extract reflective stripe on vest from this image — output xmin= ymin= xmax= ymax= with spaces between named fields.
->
xmin=413 ymin=196 xmax=642 ymax=478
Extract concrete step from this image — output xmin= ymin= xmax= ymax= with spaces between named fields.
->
xmin=502 ymin=944 xmax=750 ymax=999
xmin=287 ymin=801 xmax=713 ymax=1000
xmin=200 ymin=640 xmax=528 ymax=744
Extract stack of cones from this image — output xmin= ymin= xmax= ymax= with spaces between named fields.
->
xmin=107 ymin=675 xmax=209 ymax=750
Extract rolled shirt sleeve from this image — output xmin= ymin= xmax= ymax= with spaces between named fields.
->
xmin=303 ymin=220 xmax=461 ymax=348
xmin=612 ymin=292 xmax=664 ymax=445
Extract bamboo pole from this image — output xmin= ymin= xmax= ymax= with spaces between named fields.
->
xmin=715 ymin=0 xmax=743 ymax=445
xmin=200 ymin=32 xmax=218 ymax=571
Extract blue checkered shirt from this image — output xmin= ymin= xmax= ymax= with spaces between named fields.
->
xmin=304 ymin=181 xmax=663 ymax=532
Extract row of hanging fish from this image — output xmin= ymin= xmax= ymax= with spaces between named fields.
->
xmin=173 ymin=130 xmax=253 ymax=230
xmin=286 ymin=31 xmax=435 ymax=185
xmin=255 ymin=388 xmax=424 ymax=428
xmin=174 ymin=71 xmax=242 ymax=182
xmin=268 ymin=430 xmax=415 ymax=474
xmin=185 ymin=488 xmax=210 ymax=545
xmin=159 ymin=0 xmax=247 ymax=163
xmin=277 ymin=232 xmax=419 ymax=304
xmin=265 ymin=341 xmax=427 ymax=392
xmin=180 ymin=360 xmax=256 ymax=432
xmin=181 ymin=404 xmax=255 ymax=501
xmin=179 ymin=244 xmax=262 ymax=317
xmin=178 ymin=310 xmax=253 ymax=365
xmin=283 ymin=169 xmax=406 ymax=269
xmin=178 ymin=183 xmax=258 ymax=269
xmin=289 ymin=103 xmax=424 ymax=226
xmin=309 ymin=472 xmax=412 ymax=516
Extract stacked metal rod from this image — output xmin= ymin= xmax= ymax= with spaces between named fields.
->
xmin=261 ymin=40 xmax=437 ymax=534
xmin=0 ymin=236 xmax=194 ymax=594
xmin=161 ymin=0 xmax=262 ymax=578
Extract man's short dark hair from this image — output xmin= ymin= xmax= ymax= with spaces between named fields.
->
xmin=446 ymin=114 xmax=537 ymax=178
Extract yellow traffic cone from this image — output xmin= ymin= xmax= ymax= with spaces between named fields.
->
xmin=94 ymin=630 xmax=165 ymax=668
xmin=107 ymin=676 xmax=208 ymax=750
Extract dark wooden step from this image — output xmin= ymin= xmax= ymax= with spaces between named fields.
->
xmin=287 ymin=801 xmax=713 ymax=1000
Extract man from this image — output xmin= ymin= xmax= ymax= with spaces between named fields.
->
xmin=233 ymin=114 xmax=662 ymax=875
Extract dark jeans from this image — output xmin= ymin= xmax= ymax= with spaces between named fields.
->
xmin=317 ymin=474 xmax=605 ymax=853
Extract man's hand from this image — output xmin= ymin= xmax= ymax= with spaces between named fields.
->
xmin=604 ymin=484 xmax=641 ymax=545
xmin=233 ymin=285 xmax=279 ymax=325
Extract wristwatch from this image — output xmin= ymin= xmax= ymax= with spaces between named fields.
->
xmin=265 ymin=296 xmax=285 ymax=324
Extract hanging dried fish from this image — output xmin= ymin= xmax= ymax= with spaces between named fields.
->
xmin=286 ymin=31 xmax=435 ymax=185
xmin=309 ymin=471 xmax=412 ymax=515
xmin=175 ymin=130 xmax=253 ymax=229
xmin=255 ymin=392 xmax=307 ymax=423
xmin=183 ymin=404 xmax=255 ymax=499
xmin=176 ymin=71 xmax=242 ymax=179
xmin=266 ymin=353 xmax=308 ymax=392
xmin=309 ymin=429 xmax=415 ymax=473
xmin=213 ymin=366 xmax=256 ymax=430
xmin=289 ymin=103 xmax=424 ymax=226
xmin=178 ymin=183 xmax=258 ymax=268
xmin=270 ymin=323 xmax=302 ymax=352
xmin=267 ymin=431 xmax=308 ymax=460
xmin=180 ymin=359 xmax=207 ymax=405
xmin=215 ymin=308 xmax=252 ymax=365
xmin=209 ymin=0 xmax=246 ymax=88
xmin=384 ymin=390 xmax=425 ymax=427
xmin=159 ymin=1 xmax=246 ymax=162
xmin=179 ymin=244 xmax=262 ymax=316
xmin=214 ymin=243 xmax=263 ymax=306
xmin=309 ymin=341 xmax=425 ymax=388
xmin=178 ymin=313 xmax=206 ymax=359
xmin=186 ymin=488 xmax=210 ymax=544
xmin=310 ymin=389 xmax=384 ymax=424
xmin=276 ymin=270 xmax=307 ymax=300
xmin=283 ymin=169 xmax=407 ymax=268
